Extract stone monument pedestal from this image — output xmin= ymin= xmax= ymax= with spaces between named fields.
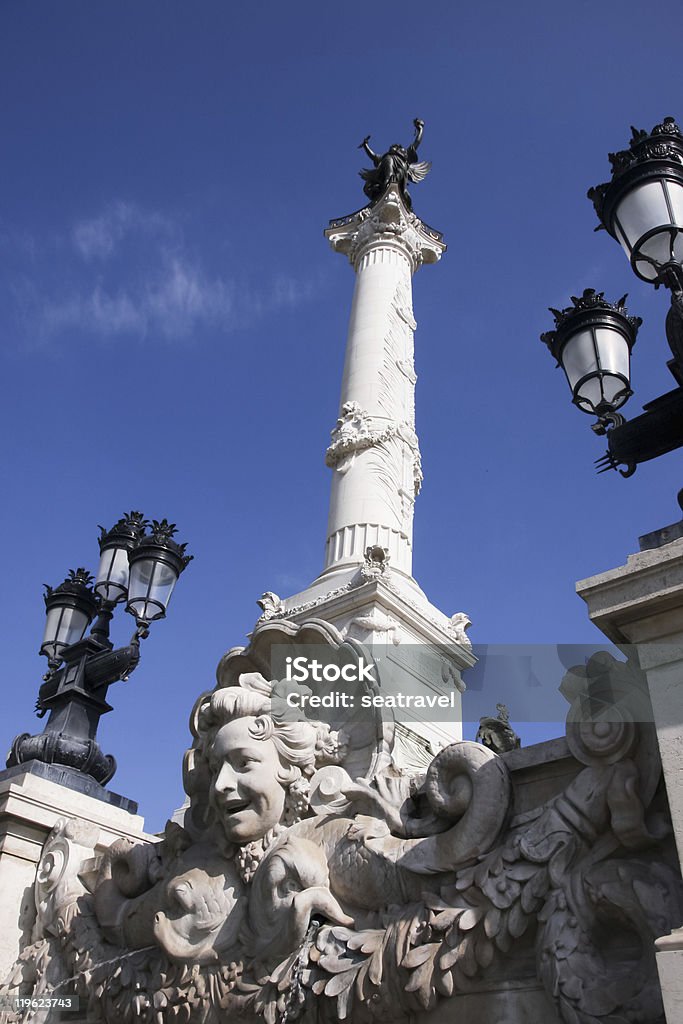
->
xmin=0 ymin=761 xmax=153 ymax=981
xmin=577 ymin=531 xmax=683 ymax=1024
xmin=257 ymin=572 xmax=474 ymax=769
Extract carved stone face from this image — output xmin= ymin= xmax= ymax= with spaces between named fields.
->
xmin=208 ymin=718 xmax=287 ymax=844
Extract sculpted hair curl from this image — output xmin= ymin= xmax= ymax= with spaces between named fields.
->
xmin=197 ymin=684 xmax=337 ymax=783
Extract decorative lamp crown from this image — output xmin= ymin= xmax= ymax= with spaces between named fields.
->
xmin=98 ymin=511 xmax=148 ymax=551
xmin=43 ymin=567 xmax=96 ymax=606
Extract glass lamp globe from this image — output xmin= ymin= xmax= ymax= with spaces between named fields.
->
xmin=541 ymin=290 xmax=641 ymax=416
xmin=95 ymin=511 xmax=148 ymax=604
xmin=40 ymin=568 xmax=99 ymax=665
xmin=126 ymin=520 xmax=192 ymax=625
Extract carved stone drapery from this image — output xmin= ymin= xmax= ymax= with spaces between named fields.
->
xmin=325 ymin=401 xmax=423 ymax=499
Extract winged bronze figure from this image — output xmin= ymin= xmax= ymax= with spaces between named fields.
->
xmin=359 ymin=118 xmax=431 ymax=209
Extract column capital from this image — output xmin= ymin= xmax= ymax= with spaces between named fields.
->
xmin=325 ymin=185 xmax=446 ymax=271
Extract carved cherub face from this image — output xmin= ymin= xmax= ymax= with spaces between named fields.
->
xmin=208 ymin=717 xmax=287 ymax=844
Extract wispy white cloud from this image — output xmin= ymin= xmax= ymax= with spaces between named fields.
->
xmin=143 ymin=253 xmax=235 ymax=337
xmin=38 ymin=287 xmax=144 ymax=338
xmin=3 ymin=201 xmax=320 ymax=347
xmin=33 ymin=254 xmax=313 ymax=342
xmin=71 ymin=201 xmax=173 ymax=261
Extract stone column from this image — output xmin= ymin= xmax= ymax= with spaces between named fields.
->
xmin=255 ymin=186 xmax=468 ymax=763
xmin=576 ymin=533 xmax=683 ymax=1023
xmin=322 ymin=185 xmax=446 ymax=580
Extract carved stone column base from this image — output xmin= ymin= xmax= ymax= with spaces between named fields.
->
xmin=324 ymin=522 xmax=412 ymax=576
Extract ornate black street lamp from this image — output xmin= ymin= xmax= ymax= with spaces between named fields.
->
xmin=6 ymin=512 xmax=191 ymax=786
xmin=542 ymin=116 xmax=683 ymax=479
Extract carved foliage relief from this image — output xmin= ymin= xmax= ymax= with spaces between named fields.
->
xmin=2 ymin=627 xmax=681 ymax=1024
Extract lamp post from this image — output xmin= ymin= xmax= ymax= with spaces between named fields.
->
xmin=541 ymin=116 xmax=683 ymax=480
xmin=6 ymin=512 xmax=191 ymax=786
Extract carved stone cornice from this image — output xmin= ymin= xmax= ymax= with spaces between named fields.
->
xmin=255 ymin=572 xmax=472 ymax=653
xmin=325 ymin=184 xmax=446 ymax=271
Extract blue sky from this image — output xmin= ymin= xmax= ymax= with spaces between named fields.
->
xmin=1 ymin=1 xmax=681 ymax=831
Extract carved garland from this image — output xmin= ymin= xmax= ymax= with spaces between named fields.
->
xmin=325 ymin=402 xmax=423 ymax=497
